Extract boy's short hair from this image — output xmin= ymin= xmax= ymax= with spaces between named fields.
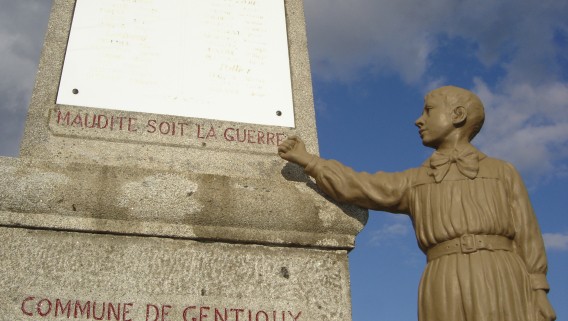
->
xmin=426 ymin=86 xmax=485 ymax=141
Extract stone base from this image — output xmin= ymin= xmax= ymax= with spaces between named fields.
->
xmin=1 ymin=226 xmax=353 ymax=321
xmin=0 ymin=151 xmax=365 ymax=321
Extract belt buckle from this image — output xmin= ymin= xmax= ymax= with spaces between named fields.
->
xmin=460 ymin=234 xmax=477 ymax=253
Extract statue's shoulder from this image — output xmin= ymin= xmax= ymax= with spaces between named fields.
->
xmin=408 ymin=161 xmax=434 ymax=186
xmin=478 ymin=153 xmax=516 ymax=179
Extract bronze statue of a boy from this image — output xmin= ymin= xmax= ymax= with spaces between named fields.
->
xmin=278 ymin=86 xmax=556 ymax=321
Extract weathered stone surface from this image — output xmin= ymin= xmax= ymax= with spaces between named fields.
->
xmin=0 ymin=156 xmax=366 ymax=249
xmin=4 ymin=1 xmax=367 ymax=320
xmin=8 ymin=0 xmax=368 ymax=250
xmin=1 ymin=227 xmax=353 ymax=321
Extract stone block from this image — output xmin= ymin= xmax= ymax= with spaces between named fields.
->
xmin=1 ymin=227 xmax=353 ymax=321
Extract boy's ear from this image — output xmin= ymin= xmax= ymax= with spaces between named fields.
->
xmin=451 ymin=106 xmax=467 ymax=126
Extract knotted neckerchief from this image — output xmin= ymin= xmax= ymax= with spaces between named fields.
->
xmin=428 ymin=147 xmax=479 ymax=183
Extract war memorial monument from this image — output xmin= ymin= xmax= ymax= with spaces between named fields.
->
xmin=0 ymin=1 xmax=555 ymax=321
xmin=0 ymin=0 xmax=367 ymax=320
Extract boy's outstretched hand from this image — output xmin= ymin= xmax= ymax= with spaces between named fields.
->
xmin=278 ymin=136 xmax=314 ymax=168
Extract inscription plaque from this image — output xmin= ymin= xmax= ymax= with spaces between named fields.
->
xmin=57 ymin=0 xmax=295 ymax=127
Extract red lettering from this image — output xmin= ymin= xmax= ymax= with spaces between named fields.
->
xmin=108 ymin=302 xmax=121 ymax=321
xmin=214 ymin=308 xmax=228 ymax=321
xmin=200 ymin=306 xmax=210 ymax=321
xmin=147 ymin=120 xmax=157 ymax=133
xmin=117 ymin=116 xmax=125 ymax=130
xmin=128 ymin=118 xmax=137 ymax=132
xmin=183 ymin=306 xmax=197 ymax=321
xmin=206 ymin=127 xmax=216 ymax=139
xmin=85 ymin=113 xmax=97 ymax=128
xmin=223 ymin=127 xmax=277 ymax=144
xmin=21 ymin=296 xmax=34 ymax=316
xmin=145 ymin=120 xmax=189 ymax=136
xmin=57 ymin=111 xmax=71 ymax=125
xmin=162 ymin=305 xmax=172 ymax=321
xmin=53 ymin=111 xmax=296 ymax=147
xmin=236 ymin=129 xmax=246 ymax=143
xmin=72 ymin=114 xmax=83 ymax=127
xmin=256 ymin=311 xmax=269 ymax=321
xmin=37 ymin=298 xmax=52 ymax=317
xmin=159 ymin=122 xmax=170 ymax=135
xmin=74 ymin=301 xmax=91 ymax=319
xmin=266 ymin=133 xmax=275 ymax=145
xmin=123 ymin=303 xmax=134 ymax=321
xmin=288 ymin=311 xmax=302 ymax=321
xmin=197 ymin=125 xmax=217 ymax=139
xmin=197 ymin=125 xmax=205 ymax=139
xmin=93 ymin=301 xmax=106 ymax=320
xmin=146 ymin=304 xmax=159 ymax=321
xmin=178 ymin=122 xmax=188 ymax=136
xmin=98 ymin=115 xmax=108 ymax=129
xmin=55 ymin=299 xmax=72 ymax=318
xmin=230 ymin=309 xmax=244 ymax=321
xmin=276 ymin=134 xmax=286 ymax=146
xmin=224 ymin=128 xmax=236 ymax=141
xmin=257 ymin=131 xmax=265 ymax=144
xmin=22 ymin=298 xmax=136 ymax=320
xmin=247 ymin=130 xmax=256 ymax=143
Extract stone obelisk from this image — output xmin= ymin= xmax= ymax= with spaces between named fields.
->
xmin=0 ymin=1 xmax=367 ymax=320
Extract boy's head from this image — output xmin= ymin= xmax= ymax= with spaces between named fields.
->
xmin=418 ymin=86 xmax=485 ymax=146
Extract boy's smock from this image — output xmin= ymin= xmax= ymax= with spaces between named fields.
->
xmin=305 ymin=144 xmax=549 ymax=321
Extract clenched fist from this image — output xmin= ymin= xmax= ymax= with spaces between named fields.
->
xmin=277 ymin=136 xmax=314 ymax=168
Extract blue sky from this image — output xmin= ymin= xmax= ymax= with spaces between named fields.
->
xmin=1 ymin=1 xmax=567 ymax=320
xmin=302 ymin=0 xmax=568 ymax=320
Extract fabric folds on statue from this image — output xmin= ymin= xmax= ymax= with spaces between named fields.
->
xmin=304 ymin=146 xmax=549 ymax=321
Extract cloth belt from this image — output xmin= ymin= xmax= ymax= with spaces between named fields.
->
xmin=427 ymin=234 xmax=513 ymax=262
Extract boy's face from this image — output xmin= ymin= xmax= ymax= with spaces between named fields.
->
xmin=415 ymin=95 xmax=455 ymax=149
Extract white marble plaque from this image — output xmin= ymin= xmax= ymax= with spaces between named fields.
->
xmin=57 ymin=0 xmax=294 ymax=127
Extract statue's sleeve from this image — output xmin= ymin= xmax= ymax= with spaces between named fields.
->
xmin=304 ymin=156 xmax=413 ymax=214
xmin=505 ymin=162 xmax=550 ymax=291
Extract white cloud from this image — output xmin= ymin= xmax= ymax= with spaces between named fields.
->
xmin=473 ymin=80 xmax=568 ymax=183
xmin=543 ymin=233 xmax=568 ymax=251
xmin=305 ymin=0 xmax=448 ymax=83
xmin=305 ymin=0 xmax=568 ymax=182
xmin=305 ymin=0 xmax=568 ymax=85
xmin=0 ymin=1 xmax=51 ymax=156
xmin=369 ymin=217 xmax=411 ymax=246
